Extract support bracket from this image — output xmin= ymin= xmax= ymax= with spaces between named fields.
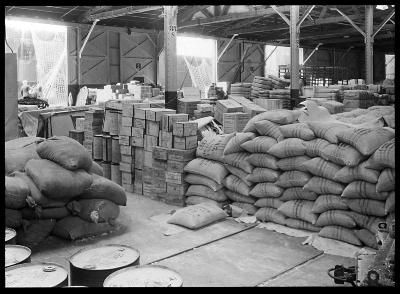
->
xmin=297 ymin=5 xmax=315 ymax=29
xmin=372 ymin=9 xmax=395 ymax=39
xmin=217 ymin=34 xmax=238 ymax=62
xmin=302 ymin=43 xmax=323 ymax=65
xmin=271 ymin=5 xmax=290 ymax=26
xmin=330 ymin=8 xmax=365 ymax=38
xmin=79 ymin=19 xmax=99 ymax=59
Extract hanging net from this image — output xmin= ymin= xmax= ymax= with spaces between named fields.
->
xmin=183 ymin=56 xmax=213 ymax=98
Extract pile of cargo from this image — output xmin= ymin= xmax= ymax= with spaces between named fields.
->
xmin=230 ymin=83 xmax=252 ymax=99
xmin=5 ymin=136 xmax=127 ymax=244
xmin=342 ymin=90 xmax=375 ymax=112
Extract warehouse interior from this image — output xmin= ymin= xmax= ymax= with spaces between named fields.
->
xmin=5 ymin=5 xmax=395 ymax=287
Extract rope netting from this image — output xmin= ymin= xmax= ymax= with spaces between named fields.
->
xmin=183 ymin=56 xmax=213 ymax=98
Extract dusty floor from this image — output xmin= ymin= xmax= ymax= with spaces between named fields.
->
xmin=31 ymin=192 xmax=356 ymax=287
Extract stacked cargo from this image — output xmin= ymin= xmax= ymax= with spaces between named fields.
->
xmin=194 ymin=103 xmax=214 ymax=119
xmin=214 ymin=99 xmax=243 ymax=124
xmin=267 ymin=89 xmax=291 ymax=109
xmin=83 ymin=107 xmax=104 ymax=158
xmin=127 ymin=84 xmax=152 ymax=100
xmin=250 ymin=76 xmax=274 ymax=100
xmin=228 ymin=95 xmax=266 ymax=117
xmin=230 ymin=83 xmax=252 ymax=99
xmin=177 ymin=98 xmax=202 ymax=118
xmin=222 ymin=112 xmax=251 ymax=134
xmin=343 ymin=90 xmax=375 ymax=112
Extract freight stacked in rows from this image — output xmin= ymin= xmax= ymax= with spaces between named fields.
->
xmin=5 ymin=136 xmax=127 ymax=245
xmin=343 ymin=90 xmax=375 ymax=112
xmin=83 ymin=107 xmax=104 ymax=158
xmin=251 ymin=75 xmax=290 ymax=110
xmin=194 ymin=103 xmax=214 ymax=119
xmin=229 ymin=83 xmax=252 ymax=99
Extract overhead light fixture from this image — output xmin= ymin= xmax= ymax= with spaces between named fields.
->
xmin=376 ymin=5 xmax=389 ymax=10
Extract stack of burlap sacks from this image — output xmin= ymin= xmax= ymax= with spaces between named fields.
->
xmin=5 ymin=136 xmax=127 ymax=247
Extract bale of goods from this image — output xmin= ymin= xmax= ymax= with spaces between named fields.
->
xmin=336 ymin=127 xmax=394 ymax=156
xmin=185 ymin=196 xmax=224 ymax=208
xmin=249 ymin=183 xmax=283 ymax=198
xmin=5 ymin=176 xmax=29 ymax=209
xmin=222 ymin=174 xmax=252 ymax=196
xmin=318 ymin=226 xmax=362 ymax=246
xmin=230 ymin=83 xmax=252 ymax=98
xmin=341 ymin=181 xmax=389 ymax=201
xmin=231 ymin=202 xmax=258 ymax=215
xmin=254 ymin=120 xmax=284 ymax=141
xmin=36 ymin=136 xmax=93 ymax=171
xmin=268 ymin=138 xmax=306 ymax=158
xmin=365 ymin=138 xmax=395 ymax=170
xmin=224 ymin=165 xmax=253 ymax=186
xmin=353 ymin=229 xmax=379 ymax=249
xmin=301 ymin=157 xmax=341 ymax=180
xmin=303 ymin=176 xmax=345 ymax=195
xmin=276 ymin=156 xmax=310 ymax=172
xmin=225 ymin=189 xmax=256 ymax=204
xmin=255 ymin=207 xmax=286 ymax=225
xmin=177 ymin=98 xmax=201 ymax=116
xmin=333 ymin=161 xmax=379 ymax=184
xmin=280 ymin=188 xmax=318 ymax=201
xmin=25 ymin=159 xmax=92 ymax=200
xmin=240 ymin=136 xmax=277 ymax=153
xmin=311 ymin=195 xmax=348 ymax=213
xmin=306 ymin=122 xmax=349 ymax=144
xmin=320 ymin=143 xmax=366 ymax=167
xmin=67 ymin=199 xmax=120 ymax=224
xmin=284 ymin=218 xmax=321 ymax=232
xmin=6 ymin=209 xmax=23 ymax=229
xmin=52 ymin=216 xmax=116 ymax=240
xmin=345 ymin=199 xmax=386 ymax=217
xmin=79 ymin=174 xmax=127 ymax=206
xmin=167 ymin=203 xmax=227 ymax=229
xmin=254 ymin=198 xmax=283 ymax=209
xmin=16 ymin=219 xmax=56 ymax=248
xmin=276 ymin=171 xmax=311 ymax=188
xmin=184 ymin=158 xmax=228 ymax=185
xmin=184 ymin=174 xmax=223 ymax=192
xmin=247 ymin=153 xmax=278 ymax=170
xmin=5 ymin=139 xmax=42 ymax=175
xmin=21 ymin=206 xmax=70 ymax=220
xmin=246 ymin=167 xmax=280 ymax=183
xmin=279 ymin=123 xmax=315 ymax=141
xmin=315 ymin=210 xmax=356 ymax=228
xmin=223 ymin=152 xmax=253 ymax=173
xmin=243 ymin=109 xmax=302 ymax=133
xmin=304 ymin=138 xmax=331 ymax=158
xmin=90 ymin=160 xmax=104 ymax=176
xmin=223 ymin=132 xmax=256 ymax=155
xmin=342 ymin=90 xmax=375 ymax=111
xmin=278 ymin=200 xmax=318 ymax=225
xmin=196 ymin=133 xmax=235 ymax=163
xmin=384 ymin=191 xmax=395 ymax=214
xmin=186 ymin=185 xmax=228 ymax=202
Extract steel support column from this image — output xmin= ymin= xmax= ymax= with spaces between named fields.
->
xmin=365 ymin=5 xmax=374 ymax=84
xmin=290 ymin=5 xmax=300 ymax=106
xmin=164 ymin=6 xmax=178 ymax=110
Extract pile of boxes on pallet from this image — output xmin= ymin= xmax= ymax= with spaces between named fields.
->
xmin=127 ymin=83 xmax=153 ymax=100
xmin=250 ymin=75 xmax=291 ymax=110
xmin=214 ymin=99 xmax=244 ymax=124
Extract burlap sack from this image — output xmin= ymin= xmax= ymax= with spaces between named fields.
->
xmin=345 ymin=199 xmax=386 ymax=217
xmin=184 ymin=158 xmax=229 ymax=184
xmin=279 ymin=122 xmax=315 ymax=141
xmin=224 ymin=164 xmax=253 ymax=186
xmin=69 ymin=199 xmax=120 ymax=224
xmin=276 ymin=171 xmax=311 ymax=188
xmin=318 ymin=226 xmax=362 ymax=246
xmin=278 ymin=200 xmax=318 ymax=224
xmin=247 ymin=153 xmax=278 ymax=170
xmin=364 ymin=138 xmax=395 ymax=170
xmin=225 ymin=189 xmax=256 ymax=204
xmin=303 ymin=176 xmax=345 ymax=195
xmin=276 ymin=155 xmax=311 ymax=172
xmin=196 ymin=133 xmax=235 ymax=162
xmin=5 ymin=176 xmax=29 ymax=209
xmin=89 ymin=161 xmax=104 ymax=176
xmin=315 ymin=210 xmax=356 ymax=228
xmin=376 ymin=168 xmax=395 ymax=192
xmin=243 ymin=109 xmax=301 ymax=133
xmin=268 ymin=138 xmax=307 ymax=158
xmin=223 ymin=152 xmax=254 ymax=173
xmin=341 ymin=181 xmax=389 ymax=201
xmin=184 ymin=174 xmax=223 ymax=192
xmin=333 ymin=161 xmax=379 ymax=184
xmin=240 ymin=136 xmax=277 ymax=153
xmin=304 ymin=138 xmax=331 ymax=158
xmin=301 ymin=157 xmax=341 ymax=180
xmin=353 ymin=229 xmax=379 ymax=249
xmin=185 ymin=196 xmax=224 ymax=208
xmin=231 ymin=202 xmax=258 ymax=215
xmin=280 ymin=187 xmax=318 ymax=201
xmin=255 ymin=207 xmax=287 ymax=225
xmin=186 ymin=185 xmax=228 ymax=201
xmin=246 ymin=167 xmax=280 ymax=183
xmin=16 ymin=219 xmax=56 ymax=248
xmin=385 ymin=191 xmax=395 ymax=214
xmin=312 ymin=195 xmax=348 ymax=213
xmin=285 ymin=218 xmax=321 ymax=232
xmin=254 ymin=197 xmax=284 ymax=209
xmin=223 ymin=132 xmax=256 ymax=155
xmin=307 ymin=122 xmax=350 ymax=144
xmin=320 ymin=143 xmax=366 ymax=167
xmin=250 ymin=183 xmax=284 ymax=198
xmin=254 ymin=120 xmax=284 ymax=141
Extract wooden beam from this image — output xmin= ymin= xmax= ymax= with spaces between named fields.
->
xmin=85 ymin=6 xmax=162 ymax=22
xmin=178 ymin=6 xmax=290 ymax=29
xmin=221 ymin=5 xmax=230 ymax=16
xmin=178 ymin=6 xmax=210 ymax=23
xmin=318 ymin=6 xmax=328 ymax=20
xmin=372 ymin=9 xmax=395 ymax=39
xmin=214 ymin=6 xmax=221 ymax=17
xmin=330 ymin=8 xmax=365 ymax=37
xmin=297 ymin=5 xmax=315 ymax=28
xmin=271 ymin=5 xmax=290 ymax=26
xmin=201 ymin=8 xmax=214 ymax=18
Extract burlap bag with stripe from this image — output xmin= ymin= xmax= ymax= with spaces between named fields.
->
xmin=250 ymin=183 xmax=284 ymax=198
xmin=285 ymin=218 xmax=321 ymax=232
xmin=247 ymin=153 xmax=278 ymax=170
xmin=279 ymin=122 xmax=315 ymax=141
xmin=254 ymin=120 xmax=284 ymax=141
xmin=304 ymin=138 xmax=331 ymax=158
xmin=276 ymin=171 xmax=312 ymax=188
xmin=223 ymin=132 xmax=256 ymax=155
xmin=268 ymin=138 xmax=307 ymax=158
xmin=225 ymin=189 xmax=256 ymax=204
xmin=186 ymin=185 xmax=228 ymax=202
xmin=302 ymin=157 xmax=341 ymax=181
xmin=307 ymin=122 xmax=350 ymax=144
xmin=320 ymin=143 xmax=366 ymax=167
xmin=318 ymin=225 xmax=362 ymax=246
xmin=280 ymin=187 xmax=318 ymax=201
xmin=246 ymin=167 xmax=280 ymax=183
xmin=223 ymin=152 xmax=254 ymax=173
xmin=333 ymin=161 xmax=379 ymax=184
xmin=254 ymin=197 xmax=284 ymax=209
xmin=341 ymin=181 xmax=389 ymax=201
xmin=222 ymin=174 xmax=253 ymax=196
xmin=312 ymin=195 xmax=348 ymax=213
xmin=277 ymin=200 xmax=318 ymax=224
xmin=303 ymin=176 xmax=345 ymax=195
xmin=240 ymin=136 xmax=277 ymax=153
xmin=364 ymin=138 xmax=395 ymax=170
xmin=276 ymin=155 xmax=311 ymax=172
xmin=376 ymin=168 xmax=395 ymax=192
xmin=255 ymin=207 xmax=287 ymax=225
xmin=315 ymin=210 xmax=356 ymax=228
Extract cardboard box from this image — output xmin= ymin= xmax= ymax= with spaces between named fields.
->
xmin=134 ymin=107 xmax=152 ymax=119
xmin=133 ymin=118 xmax=146 ymax=129
xmin=144 ymin=135 xmax=158 ymax=152
xmin=172 ymin=121 xmax=198 ymax=137
xmin=134 ymin=147 xmax=144 ymax=169
xmin=153 ymin=159 xmax=167 ymax=170
xmin=146 ymin=108 xmax=176 ymax=122
xmin=146 ymin=121 xmax=160 ymax=137
xmin=165 ymin=172 xmax=184 ymax=184
xmin=168 ymin=148 xmax=196 ymax=162
xmin=161 ymin=113 xmax=188 ymax=132
xmin=121 ymin=116 xmax=134 ymax=127
xmin=159 ymin=131 xmax=173 ymax=148
xmin=173 ymin=135 xmax=198 ymax=150
xmin=152 ymin=146 xmax=168 ymax=161
xmin=121 ymin=172 xmax=134 ymax=184
xmin=119 ymin=126 xmax=132 ymax=136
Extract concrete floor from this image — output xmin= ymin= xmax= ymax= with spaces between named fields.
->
xmin=31 ymin=192 xmax=356 ymax=287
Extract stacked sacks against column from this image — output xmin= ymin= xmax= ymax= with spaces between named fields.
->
xmin=271 ymin=123 xmax=320 ymax=232
xmin=183 ymin=133 xmax=234 ymax=208
xmin=5 ymin=136 xmax=127 ymax=244
xmin=241 ymin=109 xmax=303 ymax=224
xmin=222 ymin=132 xmax=258 ymax=215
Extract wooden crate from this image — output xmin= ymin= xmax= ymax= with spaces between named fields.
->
xmin=197 ymin=103 xmax=213 ymax=112
xmin=133 ymin=118 xmax=146 ymax=129
xmin=119 ymin=136 xmax=131 ymax=146
xmin=165 ymin=172 xmax=184 ymax=184
xmin=172 ymin=121 xmax=198 ymax=137
xmin=131 ymin=136 xmax=144 ymax=147
xmin=153 ymin=159 xmax=167 ymax=170
xmin=167 ymin=148 xmax=196 ymax=162
xmin=152 ymin=146 xmax=168 ymax=161
xmin=122 ymin=183 xmax=134 ymax=193
xmin=222 ymin=112 xmax=251 ymax=134
xmin=167 ymin=182 xmax=189 ymax=196
xmin=121 ymin=117 xmax=134 ymax=127
xmin=119 ymin=162 xmax=134 ymax=173
xmin=122 ymin=102 xmax=150 ymax=117
xmin=131 ymin=127 xmax=144 ymax=138
xmin=120 ymin=145 xmax=134 ymax=156
xmin=134 ymin=169 xmax=143 ymax=182
xmin=177 ymin=98 xmax=201 ymax=116
xmin=145 ymin=121 xmax=160 ymax=137
xmin=134 ymin=147 xmax=144 ymax=169
xmin=144 ymin=135 xmax=158 ymax=152
xmin=161 ymin=114 xmax=189 ymax=132
xmin=121 ymin=172 xmax=134 ymax=185
xmin=143 ymin=151 xmax=153 ymax=167
xmin=145 ymin=108 xmax=176 ymax=121
xmin=173 ymin=135 xmax=198 ymax=150
xmin=119 ymin=126 xmax=132 ymax=136
xmin=167 ymin=160 xmax=190 ymax=173
xmin=134 ymin=107 xmax=152 ymax=120
xmin=134 ymin=181 xmax=143 ymax=195
xmin=159 ymin=131 xmax=173 ymax=148
xmin=120 ymin=154 xmax=134 ymax=164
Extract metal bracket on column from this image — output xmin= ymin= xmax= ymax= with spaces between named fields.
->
xmin=389 ymin=19 xmax=395 ymax=24
xmin=297 ymin=5 xmax=315 ymax=29
xmin=302 ymin=43 xmax=323 ymax=65
xmin=217 ymin=34 xmax=238 ymax=62
xmin=271 ymin=5 xmax=290 ymax=26
xmin=145 ymin=33 xmax=157 ymax=48
xmin=330 ymin=8 xmax=365 ymax=38
xmin=79 ymin=19 xmax=99 ymax=59
xmin=372 ymin=9 xmax=395 ymax=39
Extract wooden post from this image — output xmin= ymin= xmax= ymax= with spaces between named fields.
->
xmin=290 ymin=5 xmax=300 ymax=107
xmin=164 ymin=6 xmax=178 ymax=110
xmin=365 ymin=5 xmax=374 ymax=84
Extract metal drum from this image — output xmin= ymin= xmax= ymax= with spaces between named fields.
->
xmin=5 ymin=245 xmax=31 ymax=268
xmin=69 ymin=244 xmax=140 ymax=287
xmin=5 ymin=227 xmax=17 ymax=244
xmin=111 ymin=136 xmax=121 ymax=163
xmin=102 ymin=135 xmax=112 ymax=162
xmin=93 ymin=135 xmax=103 ymax=160
xmin=102 ymin=161 xmax=111 ymax=179
xmin=5 ymin=262 xmax=68 ymax=287
xmin=111 ymin=163 xmax=122 ymax=185
xmin=103 ymin=265 xmax=183 ymax=287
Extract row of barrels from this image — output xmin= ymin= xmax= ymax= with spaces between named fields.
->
xmin=5 ymin=228 xmax=182 ymax=287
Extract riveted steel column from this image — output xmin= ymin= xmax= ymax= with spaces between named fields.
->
xmin=365 ymin=5 xmax=374 ymax=84
xmin=290 ymin=5 xmax=300 ymax=107
xmin=164 ymin=6 xmax=178 ymax=110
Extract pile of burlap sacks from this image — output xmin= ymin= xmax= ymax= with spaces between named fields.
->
xmin=182 ymin=108 xmax=395 ymax=249
xmin=5 ymin=136 xmax=127 ymax=247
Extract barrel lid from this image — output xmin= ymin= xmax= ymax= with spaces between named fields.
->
xmin=70 ymin=244 xmax=140 ymax=271
xmin=5 ymin=227 xmax=16 ymax=242
xmin=94 ymin=134 xmax=103 ymax=138
xmin=103 ymin=134 xmax=112 ymax=138
xmin=103 ymin=265 xmax=183 ymax=287
xmin=5 ymin=262 xmax=68 ymax=287
xmin=5 ymin=245 xmax=31 ymax=268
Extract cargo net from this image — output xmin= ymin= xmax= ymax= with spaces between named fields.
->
xmin=30 ymin=29 xmax=68 ymax=106
xmin=183 ymin=56 xmax=213 ymax=98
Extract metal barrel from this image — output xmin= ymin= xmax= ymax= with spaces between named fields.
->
xmin=5 ymin=262 xmax=68 ymax=288
xmin=103 ymin=265 xmax=183 ymax=287
xmin=5 ymin=227 xmax=17 ymax=245
xmin=69 ymin=244 xmax=140 ymax=287
xmin=111 ymin=136 xmax=121 ymax=163
xmin=102 ymin=161 xmax=111 ymax=180
xmin=102 ymin=135 xmax=112 ymax=162
xmin=93 ymin=135 xmax=103 ymax=160
xmin=5 ymin=245 xmax=31 ymax=268
xmin=111 ymin=163 xmax=122 ymax=185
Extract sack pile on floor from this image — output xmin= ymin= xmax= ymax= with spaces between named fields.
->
xmin=5 ymin=136 xmax=127 ymax=246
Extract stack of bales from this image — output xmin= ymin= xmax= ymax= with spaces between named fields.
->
xmin=250 ymin=76 xmax=274 ymax=100
xmin=230 ymin=83 xmax=252 ymax=99
xmin=183 ymin=133 xmax=233 ymax=208
xmin=269 ymin=89 xmax=291 ymax=109
xmin=342 ymin=90 xmax=375 ymax=112
xmin=222 ymin=132 xmax=258 ymax=215
xmin=5 ymin=136 xmax=127 ymax=245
